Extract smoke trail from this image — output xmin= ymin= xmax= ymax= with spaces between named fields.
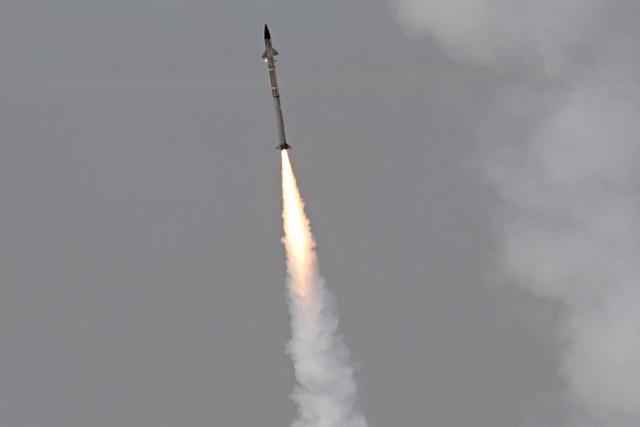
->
xmin=281 ymin=150 xmax=367 ymax=427
xmin=388 ymin=1 xmax=640 ymax=425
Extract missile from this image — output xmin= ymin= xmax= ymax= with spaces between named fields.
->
xmin=262 ymin=25 xmax=291 ymax=151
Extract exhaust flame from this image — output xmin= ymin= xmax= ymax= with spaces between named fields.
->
xmin=281 ymin=150 xmax=367 ymax=427
xmin=281 ymin=150 xmax=314 ymax=300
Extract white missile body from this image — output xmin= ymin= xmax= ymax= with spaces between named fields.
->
xmin=263 ymin=25 xmax=291 ymax=151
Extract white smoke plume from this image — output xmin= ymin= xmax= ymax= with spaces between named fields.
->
xmin=388 ymin=0 xmax=640 ymax=424
xmin=281 ymin=150 xmax=367 ymax=427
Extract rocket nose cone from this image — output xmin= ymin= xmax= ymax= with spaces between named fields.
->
xmin=264 ymin=24 xmax=271 ymax=40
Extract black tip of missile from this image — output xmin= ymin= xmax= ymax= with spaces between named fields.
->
xmin=264 ymin=24 xmax=271 ymax=40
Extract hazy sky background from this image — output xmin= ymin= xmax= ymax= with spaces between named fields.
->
xmin=2 ymin=1 xmax=638 ymax=426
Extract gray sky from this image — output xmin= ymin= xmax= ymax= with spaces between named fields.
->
xmin=2 ymin=1 xmax=638 ymax=426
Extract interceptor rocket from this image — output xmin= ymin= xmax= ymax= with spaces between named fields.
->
xmin=262 ymin=25 xmax=291 ymax=151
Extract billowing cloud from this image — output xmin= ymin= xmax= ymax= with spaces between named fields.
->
xmin=388 ymin=0 xmax=640 ymax=423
